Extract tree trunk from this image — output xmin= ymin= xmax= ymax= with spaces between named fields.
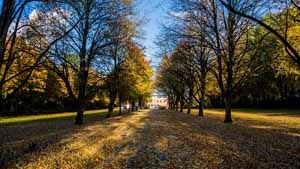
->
xmin=187 ymin=106 xmax=191 ymax=114
xmin=224 ymin=5 xmax=234 ymax=123
xmin=108 ymin=102 xmax=114 ymax=117
xmin=224 ymin=60 xmax=233 ymax=123
xmin=180 ymin=99 xmax=184 ymax=112
xmin=74 ymin=71 xmax=88 ymax=125
xmin=199 ymin=78 xmax=206 ymax=117
xmin=107 ymin=93 xmax=116 ymax=117
xmin=75 ymin=99 xmax=86 ymax=125
xmin=119 ymin=95 xmax=122 ymax=115
xmin=175 ymin=99 xmax=179 ymax=112
xmin=284 ymin=83 xmax=288 ymax=101
xmin=276 ymin=76 xmax=283 ymax=102
xmin=61 ymin=76 xmax=76 ymax=99
xmin=0 ymin=0 xmax=23 ymax=92
xmin=198 ymin=100 xmax=204 ymax=117
xmin=74 ymin=1 xmax=91 ymax=125
xmin=0 ymin=0 xmax=15 ymax=68
xmin=187 ymin=87 xmax=193 ymax=114
xmin=138 ymin=97 xmax=142 ymax=109
xmin=0 ymin=96 xmax=4 ymax=112
xmin=75 ymin=91 xmax=86 ymax=125
xmin=168 ymin=96 xmax=172 ymax=110
xmin=131 ymin=100 xmax=135 ymax=112
xmin=75 ymin=106 xmax=84 ymax=125
xmin=224 ymin=99 xmax=232 ymax=123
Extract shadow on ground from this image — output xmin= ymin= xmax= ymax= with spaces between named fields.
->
xmin=1 ymin=109 xmax=300 ymax=169
xmin=0 ymin=110 xmax=124 ymax=167
xmin=119 ymin=110 xmax=300 ymax=169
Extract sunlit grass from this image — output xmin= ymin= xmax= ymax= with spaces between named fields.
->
xmin=190 ymin=108 xmax=300 ymax=118
xmin=1 ymin=109 xmax=299 ymax=168
xmin=0 ymin=109 xmax=110 ymax=124
xmin=205 ymin=108 xmax=299 ymax=116
xmin=189 ymin=108 xmax=300 ymax=129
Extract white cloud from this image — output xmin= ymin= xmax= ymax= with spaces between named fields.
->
xmin=169 ymin=11 xmax=188 ymax=19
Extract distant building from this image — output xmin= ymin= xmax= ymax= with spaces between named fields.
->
xmin=148 ymin=92 xmax=168 ymax=109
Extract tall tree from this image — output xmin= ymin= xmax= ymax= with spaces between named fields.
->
xmin=0 ymin=1 xmax=77 ymax=101
xmin=103 ymin=17 xmax=136 ymax=117
xmin=43 ymin=0 xmax=133 ymax=124
xmin=220 ymin=0 xmax=300 ymax=67
xmin=166 ymin=0 xmax=257 ymax=122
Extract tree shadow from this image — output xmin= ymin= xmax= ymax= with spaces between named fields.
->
xmin=121 ymin=110 xmax=300 ymax=168
xmin=0 ymin=110 xmax=129 ymax=167
xmin=2 ymin=109 xmax=299 ymax=168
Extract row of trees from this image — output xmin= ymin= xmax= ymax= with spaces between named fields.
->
xmin=0 ymin=0 xmax=153 ymax=124
xmin=156 ymin=0 xmax=300 ymax=122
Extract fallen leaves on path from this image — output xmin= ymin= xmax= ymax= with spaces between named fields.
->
xmin=1 ymin=109 xmax=300 ymax=169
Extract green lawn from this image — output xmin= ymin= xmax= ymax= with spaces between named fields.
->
xmin=0 ymin=109 xmax=112 ymax=124
xmin=187 ymin=108 xmax=300 ymax=117
xmin=3 ymin=108 xmax=298 ymax=125
xmin=212 ymin=108 xmax=299 ymax=115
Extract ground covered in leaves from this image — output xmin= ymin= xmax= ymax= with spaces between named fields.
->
xmin=1 ymin=109 xmax=300 ymax=169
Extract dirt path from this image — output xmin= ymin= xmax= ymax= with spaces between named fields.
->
xmin=2 ymin=109 xmax=300 ymax=169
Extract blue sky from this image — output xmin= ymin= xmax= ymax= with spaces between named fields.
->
xmin=0 ymin=0 xmax=169 ymax=68
xmin=135 ymin=0 xmax=170 ymax=68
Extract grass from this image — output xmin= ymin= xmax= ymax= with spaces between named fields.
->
xmin=0 ymin=108 xmax=126 ymax=168
xmin=189 ymin=108 xmax=300 ymax=128
xmin=0 ymin=109 xmax=109 ymax=124
xmin=205 ymin=108 xmax=300 ymax=116
xmin=1 ymin=108 xmax=299 ymax=168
